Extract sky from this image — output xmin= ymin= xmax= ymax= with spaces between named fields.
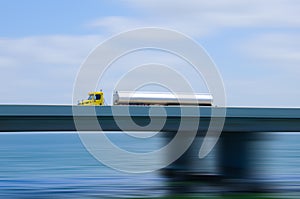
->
xmin=0 ymin=0 xmax=299 ymax=107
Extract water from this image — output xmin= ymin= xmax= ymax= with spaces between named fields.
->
xmin=0 ymin=132 xmax=300 ymax=198
xmin=0 ymin=133 xmax=166 ymax=198
xmin=250 ymin=133 xmax=300 ymax=190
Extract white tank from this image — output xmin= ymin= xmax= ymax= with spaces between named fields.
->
xmin=113 ymin=91 xmax=213 ymax=106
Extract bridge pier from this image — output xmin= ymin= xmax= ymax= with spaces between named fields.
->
xmin=162 ymin=133 xmax=220 ymax=194
xmin=163 ymin=132 xmax=265 ymax=193
xmin=218 ymin=132 xmax=252 ymax=179
xmin=217 ymin=132 xmax=267 ymax=191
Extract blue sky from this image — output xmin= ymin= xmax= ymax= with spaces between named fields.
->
xmin=0 ymin=0 xmax=299 ymax=106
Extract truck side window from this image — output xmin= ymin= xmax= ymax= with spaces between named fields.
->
xmin=95 ymin=94 xmax=101 ymax=100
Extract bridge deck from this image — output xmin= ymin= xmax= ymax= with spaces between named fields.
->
xmin=0 ymin=105 xmax=300 ymax=132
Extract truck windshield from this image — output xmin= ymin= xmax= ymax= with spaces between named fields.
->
xmin=88 ymin=95 xmax=94 ymax=100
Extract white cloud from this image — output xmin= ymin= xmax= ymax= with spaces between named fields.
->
xmin=87 ymin=16 xmax=143 ymax=34
xmin=0 ymin=56 xmax=18 ymax=68
xmin=86 ymin=0 xmax=300 ymax=65
xmin=0 ymin=35 xmax=105 ymax=104
xmin=223 ymin=32 xmax=300 ymax=107
xmin=91 ymin=0 xmax=298 ymax=37
xmin=225 ymin=75 xmax=300 ymax=107
xmin=0 ymin=35 xmax=104 ymax=66
xmin=125 ymin=0 xmax=300 ymax=27
xmin=240 ymin=33 xmax=300 ymax=69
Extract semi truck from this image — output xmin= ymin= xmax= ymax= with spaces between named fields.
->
xmin=78 ymin=91 xmax=213 ymax=106
xmin=78 ymin=91 xmax=104 ymax=106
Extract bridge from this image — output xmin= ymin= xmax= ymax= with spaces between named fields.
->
xmin=1 ymin=104 xmax=300 ymax=189
xmin=1 ymin=105 xmax=300 ymax=132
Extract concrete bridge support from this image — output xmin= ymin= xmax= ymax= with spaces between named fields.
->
xmin=163 ymin=132 xmax=265 ymax=193
xmin=218 ymin=132 xmax=252 ymax=179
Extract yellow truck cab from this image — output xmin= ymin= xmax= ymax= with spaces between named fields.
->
xmin=78 ymin=91 xmax=104 ymax=106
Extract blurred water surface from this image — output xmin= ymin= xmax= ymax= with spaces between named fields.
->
xmin=0 ymin=132 xmax=300 ymax=198
xmin=0 ymin=133 xmax=166 ymax=198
